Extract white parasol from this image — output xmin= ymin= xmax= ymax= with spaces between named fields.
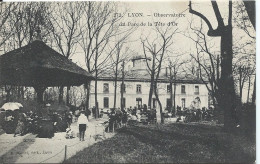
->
xmin=1 ymin=102 xmax=23 ymax=111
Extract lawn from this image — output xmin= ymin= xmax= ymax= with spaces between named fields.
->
xmin=65 ymin=123 xmax=255 ymax=163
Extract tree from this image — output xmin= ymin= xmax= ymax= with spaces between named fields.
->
xmin=243 ymin=1 xmax=255 ymax=30
xmin=69 ymin=86 xmax=85 ymax=107
xmin=111 ymin=45 xmax=129 ymax=110
xmin=49 ymin=2 xmax=84 ymax=105
xmin=1 ymin=2 xmax=53 ymax=101
xmin=167 ymin=58 xmax=186 ymax=116
xmin=78 ymin=2 xmax=125 ymax=111
xmin=142 ymin=26 xmax=177 ymax=123
xmin=2 ymin=2 xmax=52 ymax=53
xmin=234 ymin=0 xmax=256 ymax=105
xmin=232 ymin=59 xmax=255 ymax=104
xmin=0 ymin=3 xmax=17 ymax=49
xmin=189 ymin=0 xmax=238 ymax=131
xmin=184 ymin=20 xmax=221 ymax=110
xmin=109 ymin=28 xmax=135 ymax=110
xmin=189 ymin=0 xmax=256 ymax=130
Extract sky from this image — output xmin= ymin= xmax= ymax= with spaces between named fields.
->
xmin=67 ymin=0 xmax=255 ymax=102
xmin=70 ymin=0 xmax=254 ymax=67
xmin=71 ymin=1 xmax=192 ymax=66
xmin=0 ymin=0 xmax=256 ymax=102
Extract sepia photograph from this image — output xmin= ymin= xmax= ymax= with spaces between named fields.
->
xmin=0 ymin=0 xmax=256 ymax=163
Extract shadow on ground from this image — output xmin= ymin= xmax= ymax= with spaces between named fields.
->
xmin=0 ymin=134 xmax=36 ymax=163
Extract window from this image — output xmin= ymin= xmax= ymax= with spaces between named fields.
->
xmin=103 ymin=83 xmax=109 ymax=93
xmin=167 ymin=85 xmax=171 ymax=93
xmin=136 ymin=84 xmax=142 ymax=93
xmin=121 ymin=84 xmax=126 ymax=93
xmin=195 ymin=86 xmax=199 ymax=95
xmin=181 ymin=98 xmax=186 ymax=108
xmin=104 ymin=97 xmax=109 ymax=108
xmin=181 ymin=85 xmax=186 ymax=94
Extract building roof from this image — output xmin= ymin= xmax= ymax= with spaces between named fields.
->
xmin=97 ymin=69 xmax=204 ymax=84
xmin=0 ymin=40 xmax=94 ymax=86
xmin=131 ymin=55 xmax=151 ymax=61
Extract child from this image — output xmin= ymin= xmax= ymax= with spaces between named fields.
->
xmin=65 ymin=128 xmax=75 ymax=139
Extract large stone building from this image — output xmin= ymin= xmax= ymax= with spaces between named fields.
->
xmin=89 ymin=56 xmax=208 ymax=111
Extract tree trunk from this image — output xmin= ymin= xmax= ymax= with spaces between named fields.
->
xmin=169 ymin=67 xmax=173 ymax=114
xmin=94 ymin=32 xmax=99 ymax=119
xmin=66 ymin=86 xmax=70 ymax=106
xmin=148 ymin=51 xmax=156 ymax=108
xmin=154 ymin=82 xmax=163 ymax=123
xmin=212 ymin=93 xmax=216 ymax=108
xmin=239 ymin=67 xmax=242 ymax=102
xmin=5 ymin=85 xmax=12 ymax=102
xmin=189 ymin=0 xmax=238 ymax=131
xmin=120 ymin=83 xmax=124 ymax=110
xmin=148 ymin=72 xmax=154 ymax=108
xmin=173 ymin=81 xmax=176 ymax=116
xmin=95 ymin=70 xmax=98 ymax=119
xmin=34 ymin=86 xmax=46 ymax=104
xmin=85 ymin=82 xmax=90 ymax=109
xmin=113 ymin=72 xmax=118 ymax=109
xmin=172 ymin=67 xmax=177 ymax=116
xmin=18 ymin=86 xmax=21 ymax=99
xmin=21 ymin=87 xmax=24 ymax=99
xmin=219 ymin=25 xmax=237 ymax=131
xmin=170 ymin=82 xmax=173 ymax=112
xmin=252 ymin=76 xmax=256 ymax=104
xmin=121 ymin=61 xmax=125 ymax=110
xmin=243 ymin=1 xmax=255 ymax=30
xmin=247 ymin=75 xmax=251 ymax=103
xmin=17 ymin=86 xmax=24 ymax=99
xmin=58 ymin=86 xmax=64 ymax=104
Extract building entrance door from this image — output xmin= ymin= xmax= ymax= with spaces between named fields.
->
xmin=136 ymin=98 xmax=142 ymax=109
xmin=166 ymin=98 xmax=171 ymax=110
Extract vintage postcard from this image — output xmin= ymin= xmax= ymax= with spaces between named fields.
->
xmin=0 ymin=0 xmax=256 ymax=163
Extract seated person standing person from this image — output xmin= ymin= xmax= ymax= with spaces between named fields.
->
xmin=77 ymin=111 xmax=88 ymax=141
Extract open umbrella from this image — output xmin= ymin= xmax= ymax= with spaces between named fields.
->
xmin=1 ymin=102 xmax=23 ymax=111
xmin=14 ymin=102 xmax=23 ymax=108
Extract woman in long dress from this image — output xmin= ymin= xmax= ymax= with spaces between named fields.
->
xmin=14 ymin=112 xmax=26 ymax=137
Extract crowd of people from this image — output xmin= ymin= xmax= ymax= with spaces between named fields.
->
xmin=0 ymin=104 xmax=74 ymax=138
xmin=0 ymin=99 xmax=217 ymax=140
xmin=101 ymin=103 xmax=215 ymax=132
xmin=103 ymin=105 xmax=157 ymax=132
xmin=175 ymin=106 xmax=215 ymax=123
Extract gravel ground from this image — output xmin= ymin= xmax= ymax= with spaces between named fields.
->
xmin=0 ymin=116 xmax=114 ymax=163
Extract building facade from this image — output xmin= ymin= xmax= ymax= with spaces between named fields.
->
xmin=89 ymin=56 xmax=208 ymax=111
